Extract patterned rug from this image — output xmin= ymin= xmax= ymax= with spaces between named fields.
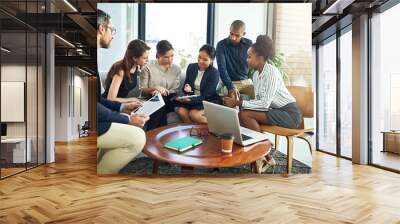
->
xmin=120 ymin=149 xmax=311 ymax=175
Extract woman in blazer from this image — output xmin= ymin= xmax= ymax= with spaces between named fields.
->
xmin=175 ymin=44 xmax=222 ymax=124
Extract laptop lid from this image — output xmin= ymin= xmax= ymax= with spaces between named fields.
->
xmin=203 ymin=101 xmax=244 ymax=145
xmin=1 ymin=123 xmax=6 ymax=137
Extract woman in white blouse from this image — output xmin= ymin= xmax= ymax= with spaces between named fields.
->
xmin=224 ymin=35 xmax=302 ymax=172
xmin=140 ymin=40 xmax=181 ymax=129
xmin=224 ymin=34 xmax=302 ymax=130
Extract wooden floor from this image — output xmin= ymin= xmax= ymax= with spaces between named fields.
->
xmin=1 ymin=136 xmax=400 ymax=223
xmin=372 ymin=150 xmax=400 ymax=171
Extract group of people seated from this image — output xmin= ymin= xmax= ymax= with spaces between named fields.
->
xmin=96 ymin=9 xmax=302 ymax=175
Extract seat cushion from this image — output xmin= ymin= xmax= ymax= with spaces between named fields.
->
xmin=260 ymin=125 xmax=305 ymax=136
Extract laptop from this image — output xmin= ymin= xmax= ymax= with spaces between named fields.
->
xmin=1 ymin=123 xmax=7 ymax=140
xmin=203 ymin=101 xmax=269 ymax=146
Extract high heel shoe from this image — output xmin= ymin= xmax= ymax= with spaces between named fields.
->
xmin=255 ymin=157 xmax=276 ymax=174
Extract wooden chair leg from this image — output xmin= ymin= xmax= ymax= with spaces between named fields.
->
xmin=298 ymin=134 xmax=314 ymax=155
xmin=275 ymin=135 xmax=280 ymax=150
xmin=286 ymin=136 xmax=294 ymax=175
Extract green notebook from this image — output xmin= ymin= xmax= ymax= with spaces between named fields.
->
xmin=164 ymin=136 xmax=203 ymax=152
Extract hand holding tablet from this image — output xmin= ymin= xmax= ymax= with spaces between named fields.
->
xmin=131 ymin=93 xmax=165 ymax=116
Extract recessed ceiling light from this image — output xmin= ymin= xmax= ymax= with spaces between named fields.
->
xmin=63 ymin=0 xmax=78 ymax=12
xmin=78 ymin=67 xmax=92 ymax=76
xmin=1 ymin=47 xmax=11 ymax=53
xmin=54 ymin=34 xmax=75 ymax=48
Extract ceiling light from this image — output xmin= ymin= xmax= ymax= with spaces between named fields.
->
xmin=78 ymin=67 xmax=92 ymax=76
xmin=54 ymin=34 xmax=75 ymax=48
xmin=63 ymin=0 xmax=78 ymax=12
xmin=322 ymin=0 xmax=354 ymax=15
xmin=1 ymin=47 xmax=11 ymax=53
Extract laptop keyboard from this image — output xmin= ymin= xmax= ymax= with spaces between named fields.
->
xmin=241 ymin=134 xmax=253 ymax=141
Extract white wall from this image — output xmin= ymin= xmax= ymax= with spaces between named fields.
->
xmin=54 ymin=67 xmax=89 ymax=141
xmin=1 ymin=63 xmax=46 ymax=164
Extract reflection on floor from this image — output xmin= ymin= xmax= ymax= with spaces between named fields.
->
xmin=0 ymin=167 xmax=25 ymax=178
xmin=373 ymin=150 xmax=400 ymax=171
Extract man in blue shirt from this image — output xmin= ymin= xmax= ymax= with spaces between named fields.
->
xmin=216 ymin=20 xmax=254 ymax=99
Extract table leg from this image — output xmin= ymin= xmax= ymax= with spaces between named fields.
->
xmin=181 ymin=166 xmax=194 ymax=174
xmin=251 ymin=162 xmax=257 ymax=173
xmin=152 ymin=160 xmax=159 ymax=174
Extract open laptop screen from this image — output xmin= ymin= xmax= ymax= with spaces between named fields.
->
xmin=1 ymin=123 xmax=7 ymax=137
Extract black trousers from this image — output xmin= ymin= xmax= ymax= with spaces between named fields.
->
xmin=145 ymin=94 xmax=176 ymax=131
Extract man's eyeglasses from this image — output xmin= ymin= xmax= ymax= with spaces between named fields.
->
xmin=106 ymin=25 xmax=116 ymax=36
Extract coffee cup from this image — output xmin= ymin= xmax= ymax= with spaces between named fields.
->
xmin=221 ymin=133 xmax=234 ymax=153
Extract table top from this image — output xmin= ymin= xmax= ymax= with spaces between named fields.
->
xmin=143 ymin=124 xmax=272 ymax=168
xmin=1 ymin=138 xmax=27 ymax=143
xmin=381 ymin=131 xmax=400 ymax=134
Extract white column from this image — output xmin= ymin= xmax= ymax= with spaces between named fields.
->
xmin=352 ymin=14 xmax=369 ymax=164
xmin=46 ymin=33 xmax=55 ymax=163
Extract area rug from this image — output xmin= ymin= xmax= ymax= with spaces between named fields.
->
xmin=120 ymin=149 xmax=311 ymax=175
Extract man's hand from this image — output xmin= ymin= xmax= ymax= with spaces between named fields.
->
xmin=129 ymin=113 xmax=150 ymax=128
xmin=122 ymin=101 xmax=143 ymax=114
xmin=228 ymin=88 xmax=240 ymax=100
xmin=223 ymin=96 xmax=241 ymax=108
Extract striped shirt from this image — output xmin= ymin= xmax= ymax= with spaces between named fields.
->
xmin=242 ymin=63 xmax=295 ymax=110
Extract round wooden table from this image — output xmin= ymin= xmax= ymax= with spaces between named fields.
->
xmin=143 ymin=124 xmax=272 ymax=174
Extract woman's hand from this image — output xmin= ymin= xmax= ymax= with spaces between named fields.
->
xmin=223 ymin=97 xmax=240 ymax=108
xmin=228 ymin=88 xmax=240 ymax=100
xmin=152 ymin=86 xmax=169 ymax=96
xmin=183 ymin=84 xmax=192 ymax=93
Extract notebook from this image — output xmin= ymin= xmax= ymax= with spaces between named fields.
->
xmin=241 ymin=106 xmax=269 ymax=112
xmin=164 ymin=136 xmax=203 ymax=152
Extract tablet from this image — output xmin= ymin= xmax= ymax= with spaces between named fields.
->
xmin=176 ymin=95 xmax=199 ymax=100
xmin=132 ymin=93 xmax=165 ymax=116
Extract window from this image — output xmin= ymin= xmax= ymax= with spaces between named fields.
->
xmin=145 ymin=3 xmax=208 ymax=71
xmin=370 ymin=3 xmax=400 ymax=171
xmin=97 ymin=3 xmax=138 ymax=75
xmin=214 ymin=3 xmax=268 ymax=44
xmin=339 ymin=28 xmax=352 ymax=158
xmin=0 ymin=1 xmax=46 ymax=179
xmin=317 ymin=37 xmax=337 ymax=154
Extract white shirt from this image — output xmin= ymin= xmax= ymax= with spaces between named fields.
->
xmin=194 ymin=70 xmax=205 ymax=95
xmin=140 ymin=60 xmax=181 ymax=93
xmin=242 ymin=63 xmax=295 ymax=110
